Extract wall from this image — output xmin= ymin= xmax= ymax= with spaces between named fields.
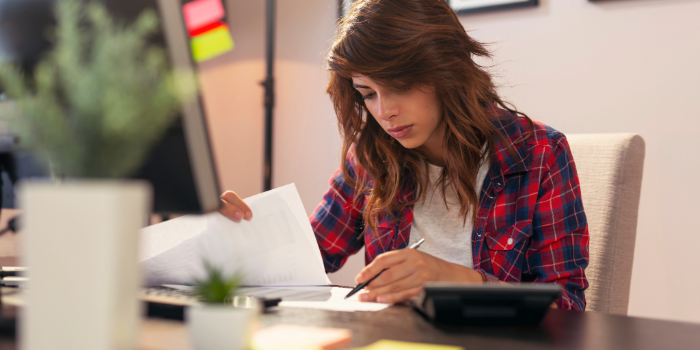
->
xmin=270 ymin=0 xmax=367 ymax=285
xmin=456 ymin=0 xmax=700 ymax=323
xmin=272 ymin=0 xmax=341 ymax=213
xmin=203 ymin=0 xmax=363 ymax=284
xmin=197 ymin=0 xmax=267 ymax=200
xmin=208 ymin=0 xmax=700 ymax=323
xmin=204 ymin=0 xmax=342 ymax=203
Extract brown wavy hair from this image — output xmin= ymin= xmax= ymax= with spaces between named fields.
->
xmin=326 ymin=0 xmax=532 ymax=233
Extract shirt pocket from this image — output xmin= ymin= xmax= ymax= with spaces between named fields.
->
xmin=484 ymin=219 xmax=533 ymax=251
xmin=483 ymin=220 xmax=533 ymax=281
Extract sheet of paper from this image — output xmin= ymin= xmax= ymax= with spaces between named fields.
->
xmin=270 ymin=183 xmax=327 ymax=270
xmin=278 ymin=287 xmax=391 ymax=312
xmin=238 ymin=286 xmax=334 ymax=301
xmin=140 ymin=214 xmax=211 ymax=261
xmin=161 ymin=284 xmax=336 ymax=302
xmin=279 ymin=300 xmax=390 ymax=312
xmin=141 ymin=184 xmax=332 ymax=287
xmin=142 ymin=235 xmax=229 ymax=286
xmin=158 ymin=285 xmax=390 ymax=312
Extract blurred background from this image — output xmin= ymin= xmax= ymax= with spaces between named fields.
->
xmin=0 ymin=0 xmax=698 ymax=324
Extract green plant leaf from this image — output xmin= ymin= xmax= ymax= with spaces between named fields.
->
xmin=0 ymin=0 xmax=197 ymax=178
xmin=192 ymin=260 xmax=243 ymax=304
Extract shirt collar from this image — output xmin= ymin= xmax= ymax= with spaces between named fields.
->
xmin=488 ymin=106 xmax=532 ymax=190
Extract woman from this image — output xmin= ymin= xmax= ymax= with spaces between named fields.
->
xmin=220 ymin=0 xmax=589 ymax=310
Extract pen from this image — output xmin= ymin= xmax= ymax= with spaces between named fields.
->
xmin=345 ymin=238 xmax=425 ymax=299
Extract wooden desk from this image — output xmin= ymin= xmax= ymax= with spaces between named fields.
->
xmin=1 ymin=250 xmax=698 ymax=349
xmin=137 ymin=304 xmax=700 ymax=350
xmin=0 ymin=300 xmax=699 ymax=349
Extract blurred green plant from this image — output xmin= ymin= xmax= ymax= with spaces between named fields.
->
xmin=192 ymin=260 xmax=243 ymax=304
xmin=0 ymin=0 xmax=196 ymax=178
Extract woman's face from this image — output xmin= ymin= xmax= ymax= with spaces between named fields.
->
xmin=352 ymin=74 xmax=443 ymax=152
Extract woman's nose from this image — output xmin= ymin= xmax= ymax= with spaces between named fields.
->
xmin=375 ymin=94 xmax=399 ymax=121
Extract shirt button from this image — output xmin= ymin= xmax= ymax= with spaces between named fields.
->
xmin=507 ymin=238 xmax=513 ymax=245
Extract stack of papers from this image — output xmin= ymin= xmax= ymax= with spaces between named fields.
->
xmin=141 ymin=184 xmax=331 ymax=286
xmin=140 ymin=184 xmax=390 ymax=312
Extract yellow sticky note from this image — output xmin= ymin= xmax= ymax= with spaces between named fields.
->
xmin=355 ymin=340 xmax=464 ymax=350
xmin=190 ymin=25 xmax=234 ymax=62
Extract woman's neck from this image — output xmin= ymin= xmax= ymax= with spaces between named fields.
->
xmin=424 ymin=152 xmax=445 ymax=167
xmin=419 ymin=120 xmax=447 ymax=167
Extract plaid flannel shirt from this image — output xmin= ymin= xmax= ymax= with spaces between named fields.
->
xmin=310 ymin=108 xmax=590 ymax=311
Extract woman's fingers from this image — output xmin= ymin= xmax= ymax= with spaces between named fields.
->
xmin=219 ymin=191 xmax=253 ymax=222
xmin=360 ymin=281 xmax=424 ymax=304
xmin=361 ymin=271 xmax=424 ymax=301
xmin=365 ymin=262 xmax=416 ymax=289
xmin=355 ymin=250 xmax=455 ymax=304
xmin=355 ymin=250 xmax=411 ymax=283
xmin=376 ymin=286 xmax=424 ymax=304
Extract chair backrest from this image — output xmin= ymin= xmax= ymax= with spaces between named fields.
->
xmin=566 ymin=133 xmax=645 ymax=315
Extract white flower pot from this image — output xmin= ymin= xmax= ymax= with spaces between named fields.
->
xmin=19 ymin=180 xmax=152 ymax=350
xmin=186 ymin=304 xmax=258 ymax=350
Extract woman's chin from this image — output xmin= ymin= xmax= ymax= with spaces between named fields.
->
xmin=394 ymin=137 xmax=425 ymax=149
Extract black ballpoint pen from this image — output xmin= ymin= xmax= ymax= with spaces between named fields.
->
xmin=345 ymin=238 xmax=425 ymax=299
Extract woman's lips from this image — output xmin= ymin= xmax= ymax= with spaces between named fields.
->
xmin=387 ymin=125 xmax=413 ymax=139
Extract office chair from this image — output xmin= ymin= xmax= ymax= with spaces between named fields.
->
xmin=566 ymin=133 xmax=645 ymax=315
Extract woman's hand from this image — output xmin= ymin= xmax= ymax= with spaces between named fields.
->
xmin=219 ymin=191 xmax=253 ymax=222
xmin=356 ymin=249 xmax=483 ymax=304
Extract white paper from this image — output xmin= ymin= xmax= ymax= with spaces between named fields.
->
xmin=141 ymin=237 xmax=205 ymax=286
xmin=238 ymin=286 xmax=335 ymax=301
xmin=158 ymin=285 xmax=391 ymax=312
xmin=278 ymin=287 xmax=391 ymax=312
xmin=140 ymin=214 xmax=210 ymax=261
xmin=141 ymin=184 xmax=332 ymax=286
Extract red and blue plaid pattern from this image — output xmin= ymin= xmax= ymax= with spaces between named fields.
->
xmin=310 ymin=107 xmax=589 ymax=311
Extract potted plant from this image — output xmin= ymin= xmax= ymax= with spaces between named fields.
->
xmin=0 ymin=1 xmax=195 ymax=349
xmin=187 ymin=261 xmax=258 ymax=350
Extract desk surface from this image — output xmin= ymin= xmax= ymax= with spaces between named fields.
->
xmin=1 ymin=249 xmax=699 ymax=350
xmin=0 ymin=302 xmax=699 ymax=349
xmin=59 ymin=304 xmax=700 ymax=350
xmin=1 ymin=250 xmax=698 ymax=349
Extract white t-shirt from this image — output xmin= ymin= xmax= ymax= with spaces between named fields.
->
xmin=407 ymin=158 xmax=491 ymax=268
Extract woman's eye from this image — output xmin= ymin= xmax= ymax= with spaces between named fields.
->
xmin=362 ymin=92 xmax=376 ymax=101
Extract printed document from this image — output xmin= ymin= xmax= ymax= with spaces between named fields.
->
xmin=141 ymin=184 xmax=332 ymax=286
xmin=163 ymin=284 xmax=391 ymax=312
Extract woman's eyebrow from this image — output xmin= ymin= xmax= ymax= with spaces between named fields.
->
xmin=353 ymin=84 xmax=371 ymax=89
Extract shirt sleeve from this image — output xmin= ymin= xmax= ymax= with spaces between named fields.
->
xmin=526 ymin=135 xmax=590 ymax=311
xmin=309 ymin=151 xmax=366 ymax=273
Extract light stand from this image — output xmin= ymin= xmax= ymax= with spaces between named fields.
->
xmin=262 ymin=0 xmax=276 ymax=191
